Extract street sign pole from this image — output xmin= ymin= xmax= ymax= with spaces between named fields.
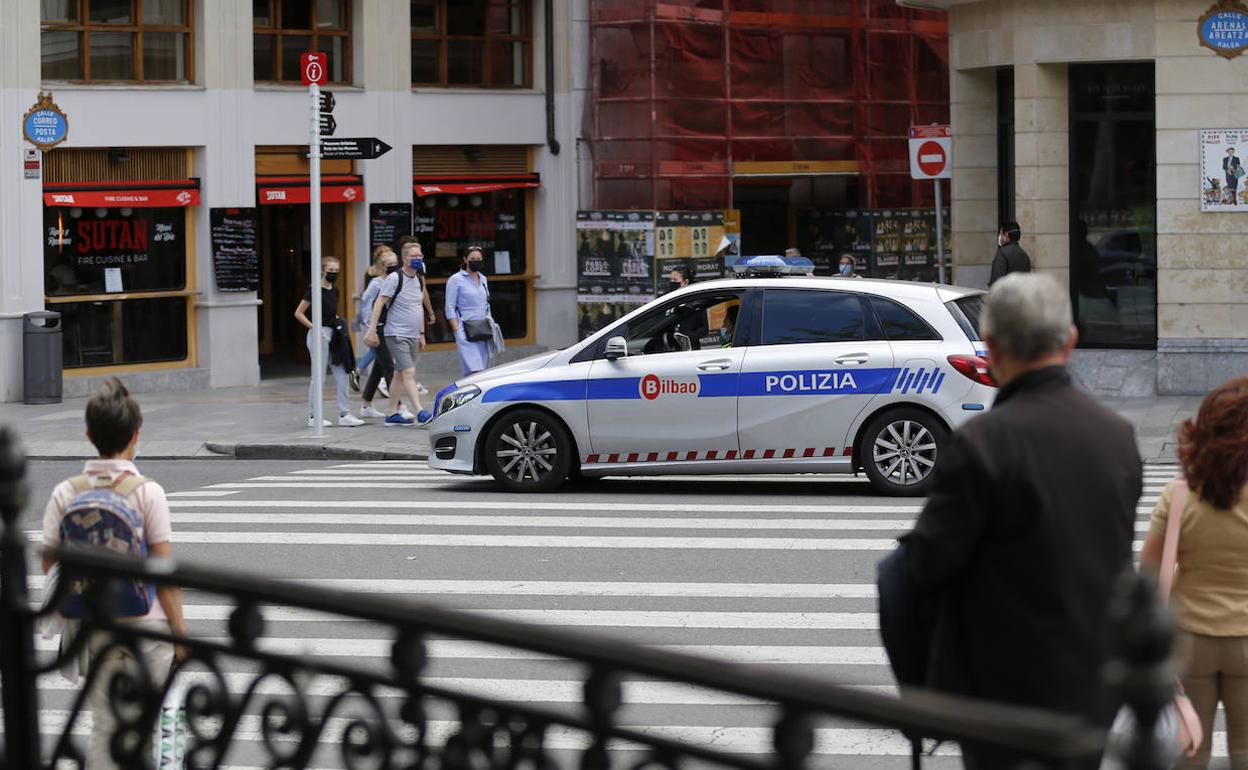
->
xmin=935 ymin=179 xmax=945 ymax=285
xmin=309 ymin=81 xmax=324 ymax=436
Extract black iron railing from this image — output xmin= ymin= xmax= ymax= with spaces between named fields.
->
xmin=0 ymin=425 xmax=1173 ymax=769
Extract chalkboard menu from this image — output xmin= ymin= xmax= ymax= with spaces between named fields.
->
xmin=209 ymin=207 xmax=259 ymax=292
xmin=369 ymin=203 xmax=413 ymax=254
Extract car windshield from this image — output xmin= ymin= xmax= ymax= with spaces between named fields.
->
xmin=950 ymin=294 xmax=984 ymax=341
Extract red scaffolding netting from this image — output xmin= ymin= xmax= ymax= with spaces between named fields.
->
xmin=588 ymin=0 xmax=949 ymax=210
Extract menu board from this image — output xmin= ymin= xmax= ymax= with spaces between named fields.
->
xmin=368 ymin=203 xmax=412 ymax=255
xmin=210 ymin=207 xmax=259 ymax=292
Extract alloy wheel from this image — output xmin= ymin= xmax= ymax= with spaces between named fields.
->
xmin=495 ymin=420 xmax=558 ymax=483
xmin=871 ymin=419 xmax=937 ymax=487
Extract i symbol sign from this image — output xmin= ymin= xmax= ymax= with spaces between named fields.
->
xmin=301 ymin=52 xmax=327 ymax=86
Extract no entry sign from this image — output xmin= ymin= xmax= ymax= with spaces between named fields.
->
xmin=909 ymin=125 xmax=952 ymax=180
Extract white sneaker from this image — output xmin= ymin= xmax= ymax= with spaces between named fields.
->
xmin=307 ymin=416 xmax=332 ymax=428
xmin=338 ymin=413 xmax=365 ymax=427
xmin=360 ymin=405 xmax=387 ymax=418
xmin=399 ymin=407 xmax=416 ymax=420
xmin=377 ymin=379 xmax=390 ymax=398
xmin=416 ymin=382 xmax=429 ymax=395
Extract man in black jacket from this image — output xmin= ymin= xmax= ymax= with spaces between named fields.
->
xmin=900 ymin=273 xmax=1141 ymax=769
xmin=989 ymin=221 xmax=1032 ymax=285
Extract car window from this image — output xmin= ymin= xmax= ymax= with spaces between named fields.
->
xmin=869 ymin=296 xmax=941 ymax=341
xmin=949 ymin=294 xmax=984 ymax=341
xmin=615 ymin=291 xmax=745 ymax=356
xmin=761 ymin=289 xmax=866 ymax=346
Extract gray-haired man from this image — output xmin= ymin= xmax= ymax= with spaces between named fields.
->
xmin=898 ymin=273 xmax=1142 ymax=769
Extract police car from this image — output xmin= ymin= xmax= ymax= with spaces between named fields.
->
xmin=428 ymin=257 xmax=995 ymax=496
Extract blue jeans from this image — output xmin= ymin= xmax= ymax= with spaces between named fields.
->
xmin=356 ymin=345 xmax=376 ymax=373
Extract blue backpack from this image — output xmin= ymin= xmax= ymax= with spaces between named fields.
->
xmin=57 ymin=474 xmax=155 ymax=619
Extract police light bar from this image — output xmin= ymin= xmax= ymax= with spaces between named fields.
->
xmin=733 ymin=255 xmax=816 ymax=276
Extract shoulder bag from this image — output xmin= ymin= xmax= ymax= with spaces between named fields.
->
xmin=461 ymin=276 xmax=494 ymax=342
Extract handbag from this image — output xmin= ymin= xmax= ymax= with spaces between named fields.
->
xmin=1102 ymin=479 xmax=1203 ymax=768
xmin=463 ymin=318 xmax=493 ymax=342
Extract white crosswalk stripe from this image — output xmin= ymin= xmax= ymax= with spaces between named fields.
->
xmin=26 ymin=460 xmax=1205 ymax=767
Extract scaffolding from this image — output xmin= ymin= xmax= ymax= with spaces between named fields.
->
xmin=588 ymin=0 xmax=950 ymax=211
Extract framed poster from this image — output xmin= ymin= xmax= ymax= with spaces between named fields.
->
xmin=1200 ymin=129 xmax=1248 ymax=210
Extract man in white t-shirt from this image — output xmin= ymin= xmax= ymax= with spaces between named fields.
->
xmin=365 ymin=240 xmax=431 ymax=425
xmin=42 ymin=379 xmax=187 ymax=770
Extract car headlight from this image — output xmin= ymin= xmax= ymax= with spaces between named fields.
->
xmin=438 ymin=385 xmax=481 ymax=416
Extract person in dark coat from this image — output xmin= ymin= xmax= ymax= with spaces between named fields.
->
xmin=900 ymin=273 xmax=1142 ymax=769
xmin=989 ymin=221 xmax=1032 ymax=285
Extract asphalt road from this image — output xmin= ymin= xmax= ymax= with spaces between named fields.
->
xmin=17 ymin=458 xmax=1178 ymax=769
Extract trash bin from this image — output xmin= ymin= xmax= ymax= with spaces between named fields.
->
xmin=23 ymin=311 xmax=62 ymax=405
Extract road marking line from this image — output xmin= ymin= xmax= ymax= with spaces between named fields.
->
xmin=33 ymin=636 xmax=888 ymax=663
xmin=162 ymin=514 xmax=920 ymax=530
xmin=169 ymin=499 xmax=928 ymax=513
xmin=167 ymin=490 xmax=241 ymax=498
xmin=25 ymin=574 xmax=875 ymax=598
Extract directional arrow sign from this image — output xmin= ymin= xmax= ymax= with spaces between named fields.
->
xmin=319 ymin=91 xmax=335 ymax=114
xmin=318 ymin=137 xmax=392 ymax=160
xmin=319 ymin=114 xmax=337 ymax=136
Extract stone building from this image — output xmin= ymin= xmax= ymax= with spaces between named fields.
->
xmin=903 ymin=0 xmax=1248 ymax=394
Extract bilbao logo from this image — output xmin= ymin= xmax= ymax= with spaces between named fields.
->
xmin=640 ymin=373 xmax=698 ymax=400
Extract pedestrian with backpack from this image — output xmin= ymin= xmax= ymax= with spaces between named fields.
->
xmin=40 ymin=378 xmax=188 ymax=770
xmin=364 ymin=239 xmax=432 ymax=425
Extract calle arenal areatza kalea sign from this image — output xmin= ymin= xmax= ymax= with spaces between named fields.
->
xmin=1200 ymin=0 xmax=1248 ymax=58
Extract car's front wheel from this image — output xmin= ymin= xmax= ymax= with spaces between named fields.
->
xmin=860 ymin=408 xmax=947 ymax=497
xmin=483 ymin=409 xmax=574 ymax=492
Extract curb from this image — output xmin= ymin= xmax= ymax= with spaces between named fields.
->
xmin=204 ymin=442 xmax=427 ymax=461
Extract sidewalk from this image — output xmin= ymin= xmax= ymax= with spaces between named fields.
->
xmin=0 ymin=376 xmax=446 ymax=461
xmin=0 ymin=378 xmax=1196 ymax=463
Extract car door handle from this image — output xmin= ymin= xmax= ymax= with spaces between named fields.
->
xmin=697 ymin=359 xmax=732 ymax=372
xmin=834 ymin=354 xmax=869 ymax=366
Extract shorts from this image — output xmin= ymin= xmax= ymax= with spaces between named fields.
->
xmin=386 ymin=335 xmax=420 ymax=371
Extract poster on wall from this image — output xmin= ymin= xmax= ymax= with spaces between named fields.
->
xmin=655 ymin=211 xmax=727 ymax=292
xmin=368 ymin=203 xmax=412 ymax=256
xmin=575 ymin=211 xmax=655 ymax=339
xmin=1200 ymin=129 xmax=1248 ymax=210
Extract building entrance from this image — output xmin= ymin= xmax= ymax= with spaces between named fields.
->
xmin=257 ymin=203 xmax=350 ymax=374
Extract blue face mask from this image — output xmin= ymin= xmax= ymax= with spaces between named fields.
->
xmin=839 ymin=263 xmax=853 ymax=276
xmin=409 ymin=258 xmax=423 ymax=271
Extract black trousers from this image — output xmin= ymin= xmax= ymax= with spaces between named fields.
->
xmin=362 ymin=332 xmax=394 ymax=403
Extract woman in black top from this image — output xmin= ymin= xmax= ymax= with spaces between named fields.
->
xmin=294 ymin=256 xmax=362 ymax=428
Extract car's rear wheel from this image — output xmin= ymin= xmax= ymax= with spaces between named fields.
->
xmin=483 ymin=409 xmax=574 ymax=492
xmin=861 ymin=408 xmax=947 ymax=497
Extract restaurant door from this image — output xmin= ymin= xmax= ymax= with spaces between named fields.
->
xmin=257 ymin=203 xmax=350 ymax=372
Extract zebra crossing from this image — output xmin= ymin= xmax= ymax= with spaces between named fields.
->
xmin=27 ymin=460 xmax=1215 ymax=767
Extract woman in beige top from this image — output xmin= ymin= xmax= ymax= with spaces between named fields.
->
xmin=1140 ymin=376 xmax=1248 ymax=769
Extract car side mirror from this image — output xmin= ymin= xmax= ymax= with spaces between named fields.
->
xmin=603 ymin=336 xmax=628 ymax=361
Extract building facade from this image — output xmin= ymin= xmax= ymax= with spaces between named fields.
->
xmin=906 ymin=0 xmax=1248 ymax=395
xmin=0 ymin=0 xmax=588 ymax=402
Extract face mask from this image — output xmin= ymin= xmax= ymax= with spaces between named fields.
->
xmin=467 ymin=261 xmax=482 ymax=273
xmin=719 ymin=326 xmax=730 ymax=342
xmin=669 ymin=281 xmax=682 ymax=292
xmin=324 ymin=271 xmax=339 ymax=283
xmin=409 ymin=258 xmax=423 ymax=271
xmin=839 ymin=263 xmax=852 ymax=276
xmin=386 ymin=264 xmax=399 ymax=274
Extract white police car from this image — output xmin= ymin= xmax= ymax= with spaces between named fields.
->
xmin=429 ymin=258 xmax=995 ymax=496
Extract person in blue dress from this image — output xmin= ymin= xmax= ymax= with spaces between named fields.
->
xmin=444 ymin=246 xmax=493 ymax=376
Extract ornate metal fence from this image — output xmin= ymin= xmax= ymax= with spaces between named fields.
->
xmin=0 ymin=426 xmax=1174 ymax=769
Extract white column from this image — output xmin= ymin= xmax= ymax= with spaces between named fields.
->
xmin=0 ymin=2 xmax=48 ymax=402
xmin=533 ymin=0 xmax=583 ymax=350
xmin=193 ymin=0 xmax=261 ymax=389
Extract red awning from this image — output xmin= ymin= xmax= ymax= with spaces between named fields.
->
xmin=256 ymin=175 xmax=364 ymax=205
xmin=42 ymin=180 xmax=201 ymax=208
xmin=413 ymin=175 xmax=541 ymax=197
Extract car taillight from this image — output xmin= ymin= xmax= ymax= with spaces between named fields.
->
xmin=947 ymin=354 xmax=997 ymax=387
